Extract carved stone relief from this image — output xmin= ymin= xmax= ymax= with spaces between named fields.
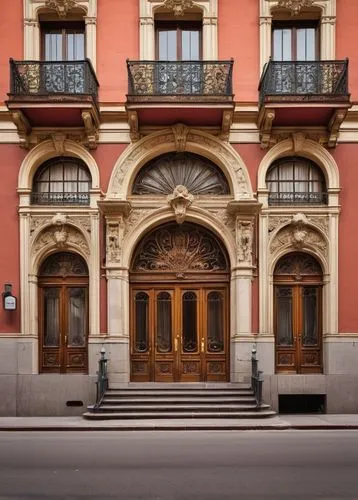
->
xmin=33 ymin=225 xmax=89 ymax=256
xmin=30 ymin=214 xmax=91 ymax=235
xmin=208 ymin=209 xmax=236 ymax=236
xmin=267 ymin=0 xmax=316 ymax=16
xmin=45 ymin=0 xmax=79 ymax=17
xmin=268 ymin=214 xmax=329 ymax=236
xmin=106 ymin=217 xmax=125 ymax=264
xmin=167 ymin=185 xmax=194 ymax=224
xmin=125 ymin=209 xmax=154 ymax=237
xmin=236 ymin=220 xmax=254 ymax=264
xmin=270 ymin=213 xmax=327 ymax=257
xmin=162 ymin=0 xmax=194 ymax=16
xmin=172 ymin=124 xmax=189 ymax=152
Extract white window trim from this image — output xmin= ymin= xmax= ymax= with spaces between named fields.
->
xmin=260 ymin=0 xmax=336 ymax=70
xmin=140 ymin=0 xmax=218 ymax=60
xmin=23 ymin=0 xmax=97 ymax=70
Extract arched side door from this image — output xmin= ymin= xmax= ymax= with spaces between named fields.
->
xmin=130 ymin=223 xmax=230 ymax=383
xmin=38 ymin=252 xmax=89 ymax=373
xmin=274 ymin=252 xmax=323 ymax=374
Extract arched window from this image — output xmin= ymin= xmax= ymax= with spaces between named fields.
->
xmin=266 ymin=157 xmax=327 ymax=205
xmin=132 ymin=152 xmax=230 ymax=195
xmin=31 ymin=157 xmax=91 ymax=205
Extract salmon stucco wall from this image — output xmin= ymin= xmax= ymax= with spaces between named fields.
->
xmin=336 ymin=0 xmax=358 ymax=102
xmin=332 ymin=145 xmax=358 ymax=333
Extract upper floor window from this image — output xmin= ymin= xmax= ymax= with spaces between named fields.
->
xmin=273 ymin=22 xmax=319 ymax=61
xmin=156 ymin=22 xmax=202 ymax=61
xmin=31 ymin=157 xmax=91 ymax=205
xmin=266 ymin=157 xmax=327 ymax=205
xmin=42 ymin=22 xmax=85 ymax=61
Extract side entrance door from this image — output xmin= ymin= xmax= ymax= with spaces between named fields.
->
xmin=130 ymin=285 xmax=229 ymax=382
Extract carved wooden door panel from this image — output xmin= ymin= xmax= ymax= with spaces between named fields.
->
xmin=130 ymin=285 xmax=229 ymax=382
xmin=38 ymin=252 xmax=89 ymax=374
xmin=39 ymin=282 xmax=88 ymax=373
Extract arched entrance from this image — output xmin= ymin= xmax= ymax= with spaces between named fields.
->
xmin=38 ymin=252 xmax=89 ymax=373
xmin=274 ymin=252 xmax=323 ymax=374
xmin=130 ymin=222 xmax=230 ymax=382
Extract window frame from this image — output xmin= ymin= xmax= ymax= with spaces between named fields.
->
xmin=272 ymin=21 xmax=320 ymax=61
xmin=155 ymin=21 xmax=203 ymax=61
xmin=41 ymin=21 xmax=86 ymax=61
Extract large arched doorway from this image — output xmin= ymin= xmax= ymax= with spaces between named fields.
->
xmin=38 ymin=252 xmax=89 ymax=374
xmin=130 ymin=222 xmax=230 ymax=382
xmin=274 ymin=252 xmax=323 ymax=374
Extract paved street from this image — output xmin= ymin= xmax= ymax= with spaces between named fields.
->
xmin=0 ymin=430 xmax=358 ymax=499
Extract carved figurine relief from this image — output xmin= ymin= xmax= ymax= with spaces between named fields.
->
xmin=106 ymin=218 xmax=125 ymax=264
xmin=45 ymin=0 xmax=79 ymax=17
xmin=236 ymin=220 xmax=254 ymax=263
xmin=162 ymin=0 xmax=194 ymax=16
xmin=267 ymin=0 xmax=316 ymax=16
xmin=33 ymin=225 xmax=89 ymax=256
xmin=167 ymin=185 xmax=194 ymax=224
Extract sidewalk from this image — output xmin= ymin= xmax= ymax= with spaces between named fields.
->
xmin=1 ymin=414 xmax=358 ymax=431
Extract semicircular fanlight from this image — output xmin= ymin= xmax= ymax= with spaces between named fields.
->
xmin=132 ymin=152 xmax=230 ymax=195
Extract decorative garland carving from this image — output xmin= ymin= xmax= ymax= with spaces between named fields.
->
xmin=267 ymin=0 xmax=316 ymax=16
xmin=45 ymin=0 xmax=79 ymax=17
xmin=132 ymin=223 xmax=228 ymax=273
xmin=162 ymin=0 xmax=194 ymax=16
xmin=33 ymin=225 xmax=89 ymax=256
xmin=268 ymin=214 xmax=329 ymax=236
xmin=30 ymin=214 xmax=91 ymax=235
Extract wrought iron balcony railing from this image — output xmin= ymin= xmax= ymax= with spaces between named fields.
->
xmin=127 ymin=60 xmax=234 ymax=98
xmin=9 ymin=58 xmax=99 ymax=104
xmin=268 ymin=192 xmax=328 ymax=205
xmin=259 ymin=59 xmax=349 ymax=104
xmin=31 ymin=192 xmax=90 ymax=205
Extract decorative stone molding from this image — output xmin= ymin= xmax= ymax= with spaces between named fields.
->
xmin=162 ymin=0 xmax=194 ymax=16
xmin=107 ymin=128 xmax=253 ymax=201
xmin=81 ymin=110 xmax=99 ymax=150
xmin=208 ymin=209 xmax=236 ymax=236
xmin=172 ymin=123 xmax=189 ymax=152
xmin=167 ymin=185 xmax=194 ymax=224
xmin=10 ymin=111 xmax=31 ymax=149
xmin=45 ymin=0 xmax=80 ymax=17
xmin=32 ymin=225 xmax=89 ymax=256
xmin=269 ymin=214 xmax=327 ymax=257
xmin=30 ymin=214 xmax=91 ymax=235
xmin=128 ymin=111 xmax=140 ymax=143
xmin=268 ymin=214 xmax=329 ymax=236
xmin=268 ymin=0 xmax=315 ymax=15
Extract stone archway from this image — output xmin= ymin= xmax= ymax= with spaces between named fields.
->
xmin=129 ymin=221 xmax=230 ymax=382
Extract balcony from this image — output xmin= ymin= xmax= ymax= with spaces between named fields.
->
xmin=126 ymin=60 xmax=234 ymax=138
xmin=268 ymin=191 xmax=328 ymax=206
xmin=30 ymin=192 xmax=90 ymax=206
xmin=6 ymin=59 xmax=100 ymax=149
xmin=258 ymin=59 xmax=351 ymax=148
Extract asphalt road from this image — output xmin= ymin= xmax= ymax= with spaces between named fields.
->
xmin=0 ymin=430 xmax=358 ymax=500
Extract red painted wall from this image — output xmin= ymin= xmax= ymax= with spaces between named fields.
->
xmin=97 ymin=0 xmax=139 ymax=103
xmin=0 ymin=0 xmax=23 ymax=104
xmin=331 ymin=145 xmax=358 ymax=332
xmin=219 ymin=0 xmax=259 ymax=102
xmin=336 ymin=0 xmax=358 ymax=102
xmin=0 ymin=146 xmax=26 ymax=333
xmin=233 ymin=144 xmax=266 ymax=193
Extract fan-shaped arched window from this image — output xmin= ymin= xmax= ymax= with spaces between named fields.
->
xmin=132 ymin=152 xmax=230 ymax=195
xmin=266 ymin=157 xmax=327 ymax=205
xmin=31 ymin=157 xmax=91 ymax=205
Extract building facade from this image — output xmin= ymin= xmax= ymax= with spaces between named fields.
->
xmin=1 ymin=0 xmax=358 ymax=415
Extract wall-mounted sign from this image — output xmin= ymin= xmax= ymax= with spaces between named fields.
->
xmin=4 ymin=295 xmax=16 ymax=311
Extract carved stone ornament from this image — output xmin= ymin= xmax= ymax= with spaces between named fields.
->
xmin=270 ymin=213 xmax=327 ymax=256
xmin=236 ymin=220 xmax=254 ymax=263
xmin=30 ymin=214 xmax=91 ymax=235
xmin=45 ymin=0 xmax=78 ymax=17
xmin=268 ymin=0 xmax=316 ymax=16
xmin=132 ymin=223 xmax=228 ymax=273
xmin=162 ymin=0 xmax=194 ymax=16
xmin=33 ymin=226 xmax=89 ymax=256
xmin=172 ymin=123 xmax=189 ymax=152
xmin=106 ymin=218 xmax=125 ymax=264
xmin=167 ymin=185 xmax=194 ymax=224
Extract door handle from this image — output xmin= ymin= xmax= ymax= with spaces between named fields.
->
xmin=201 ymin=337 xmax=205 ymax=353
xmin=174 ymin=335 xmax=180 ymax=352
xmin=64 ymin=335 xmax=68 ymax=346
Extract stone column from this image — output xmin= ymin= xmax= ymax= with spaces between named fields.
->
xmin=85 ymin=17 xmax=97 ymax=70
xmin=24 ymin=19 xmax=40 ymax=60
xmin=202 ymin=17 xmax=218 ymax=60
xmin=140 ymin=17 xmax=155 ymax=60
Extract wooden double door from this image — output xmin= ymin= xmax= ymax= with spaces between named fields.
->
xmin=130 ymin=284 xmax=229 ymax=382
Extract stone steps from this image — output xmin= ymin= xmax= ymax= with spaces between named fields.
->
xmin=84 ymin=383 xmax=275 ymax=421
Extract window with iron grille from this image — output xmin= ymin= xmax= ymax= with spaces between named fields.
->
xmin=31 ymin=157 xmax=91 ymax=205
xmin=266 ymin=157 xmax=327 ymax=205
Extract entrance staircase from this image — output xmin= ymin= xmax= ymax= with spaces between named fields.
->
xmin=83 ymin=383 xmax=275 ymax=420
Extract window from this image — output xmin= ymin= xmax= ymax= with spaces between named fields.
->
xmin=266 ymin=157 xmax=327 ymax=205
xmin=156 ymin=22 xmax=202 ymax=61
xmin=272 ymin=22 xmax=319 ymax=62
xmin=32 ymin=157 xmax=91 ymax=205
xmin=42 ymin=22 xmax=85 ymax=61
